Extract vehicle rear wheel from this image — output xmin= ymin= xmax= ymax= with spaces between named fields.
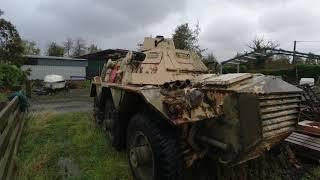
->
xmin=104 ymin=100 xmax=116 ymax=141
xmin=93 ymin=96 xmax=103 ymax=124
xmin=127 ymin=114 xmax=183 ymax=180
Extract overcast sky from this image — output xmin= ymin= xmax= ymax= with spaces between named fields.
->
xmin=2 ymin=0 xmax=320 ymax=61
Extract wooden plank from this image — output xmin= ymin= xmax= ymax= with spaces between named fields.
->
xmin=0 ymin=109 xmax=19 ymax=158
xmin=286 ymin=132 xmax=320 ymax=151
xmin=286 ymin=138 xmax=320 ymax=151
xmin=290 ymin=132 xmax=320 ymax=144
xmin=0 ymin=115 xmax=21 ymax=180
xmin=0 ymin=97 xmax=19 ymax=134
xmin=6 ymin=113 xmax=25 ymax=180
xmin=288 ymin=133 xmax=320 ymax=147
xmin=287 ymin=136 xmax=320 ymax=149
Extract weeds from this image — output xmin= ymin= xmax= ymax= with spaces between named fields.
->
xmin=16 ymin=112 xmax=131 ymax=180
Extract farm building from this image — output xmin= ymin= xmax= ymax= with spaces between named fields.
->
xmin=21 ymin=55 xmax=88 ymax=80
xmin=76 ymin=49 xmax=142 ymax=79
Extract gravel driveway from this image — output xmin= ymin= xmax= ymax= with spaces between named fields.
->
xmin=29 ymin=88 xmax=93 ymax=113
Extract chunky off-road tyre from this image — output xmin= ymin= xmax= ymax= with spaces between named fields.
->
xmin=127 ymin=114 xmax=183 ymax=180
xmin=93 ymin=96 xmax=103 ymax=124
xmin=103 ymin=99 xmax=122 ymax=149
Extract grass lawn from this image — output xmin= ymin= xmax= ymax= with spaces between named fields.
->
xmin=16 ymin=112 xmax=132 ymax=180
xmin=15 ymin=111 xmax=320 ymax=180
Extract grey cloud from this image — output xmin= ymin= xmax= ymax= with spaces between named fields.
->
xmin=198 ymin=0 xmax=320 ymax=60
xmin=225 ymin=0 xmax=291 ymax=9
xmin=258 ymin=5 xmax=317 ymax=34
xmin=200 ymin=10 xmax=258 ymax=60
xmin=256 ymin=2 xmax=320 ymax=53
xmin=2 ymin=0 xmax=320 ymax=59
xmin=37 ymin=0 xmax=186 ymax=38
xmin=2 ymin=0 xmax=186 ymax=52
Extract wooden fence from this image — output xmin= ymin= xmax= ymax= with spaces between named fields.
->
xmin=0 ymin=96 xmax=26 ymax=179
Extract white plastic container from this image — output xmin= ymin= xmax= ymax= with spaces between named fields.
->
xmin=299 ymin=78 xmax=315 ymax=86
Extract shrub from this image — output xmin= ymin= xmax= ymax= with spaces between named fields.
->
xmin=0 ymin=64 xmax=26 ymax=90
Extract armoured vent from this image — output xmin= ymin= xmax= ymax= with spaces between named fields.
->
xmin=259 ymin=94 xmax=301 ymax=139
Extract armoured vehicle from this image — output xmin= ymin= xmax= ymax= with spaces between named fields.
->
xmin=90 ymin=36 xmax=302 ymax=180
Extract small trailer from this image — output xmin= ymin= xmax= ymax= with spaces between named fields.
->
xmin=34 ymin=74 xmax=68 ymax=95
xmin=44 ymin=74 xmax=66 ymax=90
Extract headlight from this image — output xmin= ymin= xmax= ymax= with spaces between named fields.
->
xmin=187 ymin=89 xmax=204 ymax=108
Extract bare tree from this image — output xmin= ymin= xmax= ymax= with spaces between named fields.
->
xmin=87 ymin=43 xmax=99 ymax=54
xmin=247 ymin=36 xmax=280 ymax=69
xmin=248 ymin=36 xmax=279 ymax=52
xmin=0 ymin=9 xmax=4 ymax=16
xmin=64 ymin=38 xmax=73 ymax=56
xmin=46 ymin=42 xmax=64 ymax=57
xmin=73 ymin=38 xmax=86 ymax=56
xmin=22 ymin=40 xmax=41 ymax=55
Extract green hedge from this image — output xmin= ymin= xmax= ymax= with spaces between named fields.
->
xmin=222 ymin=64 xmax=320 ymax=83
xmin=222 ymin=65 xmax=248 ymax=73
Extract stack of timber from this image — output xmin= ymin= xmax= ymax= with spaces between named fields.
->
xmin=286 ymin=120 xmax=320 ymax=160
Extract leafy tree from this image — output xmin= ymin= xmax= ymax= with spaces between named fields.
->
xmin=0 ymin=9 xmax=3 ymax=16
xmin=0 ymin=12 xmax=24 ymax=65
xmin=46 ymin=42 xmax=64 ymax=56
xmin=22 ymin=40 xmax=40 ymax=55
xmin=87 ymin=44 xmax=99 ymax=54
xmin=73 ymin=38 xmax=86 ymax=56
xmin=172 ymin=23 xmax=205 ymax=57
xmin=203 ymin=53 xmax=220 ymax=73
xmin=64 ymin=38 xmax=73 ymax=56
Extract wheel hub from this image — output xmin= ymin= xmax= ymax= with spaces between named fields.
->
xmin=129 ymin=149 xmax=139 ymax=168
xmin=129 ymin=145 xmax=152 ymax=168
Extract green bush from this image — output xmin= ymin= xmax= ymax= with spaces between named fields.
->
xmin=81 ymin=80 xmax=91 ymax=89
xmin=0 ymin=64 xmax=26 ymax=90
xmin=296 ymin=64 xmax=320 ymax=79
xmin=222 ymin=65 xmax=248 ymax=73
xmin=259 ymin=65 xmax=320 ymax=83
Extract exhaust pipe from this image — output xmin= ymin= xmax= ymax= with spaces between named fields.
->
xmin=172 ymin=80 xmax=183 ymax=89
xmin=197 ymin=136 xmax=229 ymax=151
xmin=163 ymin=82 xmax=171 ymax=90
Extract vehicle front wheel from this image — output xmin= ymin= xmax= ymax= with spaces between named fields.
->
xmin=127 ymin=114 xmax=183 ymax=180
xmin=104 ymin=100 xmax=116 ymax=141
xmin=103 ymin=99 xmax=121 ymax=149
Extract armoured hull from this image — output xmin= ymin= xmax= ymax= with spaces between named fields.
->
xmin=140 ymin=73 xmax=302 ymax=164
xmin=91 ymin=36 xmax=303 ymax=179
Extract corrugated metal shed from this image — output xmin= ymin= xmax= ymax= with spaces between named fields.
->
xmin=22 ymin=65 xmax=86 ymax=80
xmin=22 ymin=55 xmax=88 ymax=80
xmin=76 ymin=49 xmax=144 ymax=79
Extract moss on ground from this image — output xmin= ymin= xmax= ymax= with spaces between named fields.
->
xmin=16 ymin=112 xmax=132 ymax=180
